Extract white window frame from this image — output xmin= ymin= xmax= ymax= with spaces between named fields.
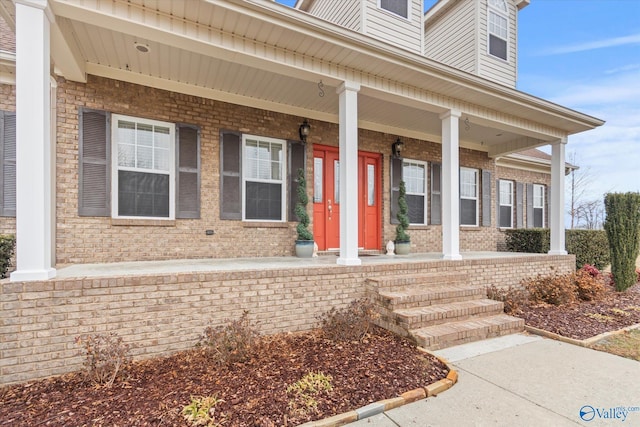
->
xmin=488 ymin=0 xmax=509 ymax=61
xmin=533 ymin=183 xmax=545 ymax=228
xmin=242 ymin=134 xmax=287 ymax=222
xmin=499 ymin=179 xmax=514 ymax=228
xmin=403 ymin=159 xmax=428 ymax=225
xmin=378 ymin=0 xmax=411 ymax=20
xmin=111 ymin=114 xmax=175 ymax=220
xmin=460 ymin=167 xmax=479 ymax=227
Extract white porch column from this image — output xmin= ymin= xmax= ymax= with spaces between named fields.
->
xmin=11 ymin=0 xmax=57 ymax=281
xmin=336 ymin=81 xmax=361 ymax=266
xmin=440 ymin=109 xmax=462 ymax=260
xmin=549 ymin=138 xmax=568 ymax=255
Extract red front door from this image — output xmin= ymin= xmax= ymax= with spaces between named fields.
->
xmin=312 ymin=145 xmax=381 ymax=251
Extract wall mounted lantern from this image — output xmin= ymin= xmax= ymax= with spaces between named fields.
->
xmin=392 ymin=138 xmax=404 ymax=158
xmin=299 ymin=119 xmax=311 ymax=143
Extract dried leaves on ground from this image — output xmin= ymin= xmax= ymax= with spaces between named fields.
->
xmin=514 ymin=282 xmax=640 ymax=340
xmin=0 ymin=327 xmax=448 ymax=427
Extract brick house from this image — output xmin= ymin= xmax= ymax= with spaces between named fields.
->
xmin=0 ymin=0 xmax=606 ymax=385
xmin=0 ymin=0 xmax=602 ymax=281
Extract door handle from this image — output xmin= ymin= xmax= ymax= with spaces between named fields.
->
xmin=327 ymin=199 xmax=332 ymax=219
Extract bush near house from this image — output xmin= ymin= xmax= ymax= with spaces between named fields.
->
xmin=604 ymin=192 xmax=640 ymax=291
xmin=504 ymin=228 xmax=610 ymax=270
xmin=0 ymin=234 xmax=15 ymax=279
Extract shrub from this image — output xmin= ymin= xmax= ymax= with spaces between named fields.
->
xmin=0 ymin=234 xmax=16 ymax=279
xmin=486 ymin=285 xmax=528 ymax=314
xmin=182 ymin=396 xmax=225 ymax=427
xmin=317 ymin=299 xmax=379 ymax=342
xmin=522 ymin=273 xmax=577 ymax=306
xmin=198 ymin=310 xmax=260 ymax=366
xmin=287 ymin=372 xmax=333 ymax=418
xmin=504 ymin=229 xmax=549 ymax=253
xmin=566 ymin=229 xmax=610 ymax=270
xmin=604 ymin=192 xmax=640 ymax=291
xmin=573 ymin=267 xmax=607 ymax=301
xmin=75 ymin=332 xmax=132 ymax=387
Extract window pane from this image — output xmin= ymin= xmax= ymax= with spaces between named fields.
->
xmin=137 ymin=146 xmax=153 ymax=169
xmin=407 ymin=194 xmax=425 ymax=224
xmin=534 ymin=208 xmax=543 ymax=228
xmin=245 ymin=181 xmax=282 ymax=220
xmin=460 ymin=169 xmax=477 ymax=198
xmin=118 ymin=170 xmax=169 ymax=217
xmin=368 ymin=164 xmax=375 ymax=206
xmin=380 ymin=0 xmax=408 ymax=18
xmin=461 ymin=199 xmax=477 ymax=226
xmin=314 ymin=157 xmax=323 ymax=203
xmin=118 ymin=143 xmax=135 ymax=168
xmin=500 ymin=180 xmax=512 ymax=205
xmin=155 ymin=148 xmax=170 ymax=171
xmin=403 ymin=163 xmax=425 ymax=194
xmin=500 ymin=205 xmax=512 ymax=228
xmin=155 ymin=126 xmax=170 ymax=149
xmin=490 ymin=34 xmax=507 ymax=60
xmin=137 ymin=123 xmax=153 ymax=147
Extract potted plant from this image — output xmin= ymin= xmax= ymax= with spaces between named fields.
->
xmin=294 ymin=168 xmax=314 ymax=258
xmin=395 ymin=180 xmax=411 ymax=255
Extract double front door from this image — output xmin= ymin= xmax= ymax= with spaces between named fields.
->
xmin=312 ymin=145 xmax=381 ymax=251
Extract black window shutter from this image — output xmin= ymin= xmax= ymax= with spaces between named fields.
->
xmin=544 ymin=185 xmax=549 ymax=228
xmin=496 ymin=179 xmax=501 ymax=228
xmin=288 ymin=141 xmax=306 ymax=221
xmin=482 ymin=169 xmax=492 ymax=227
xmin=526 ymin=183 xmax=534 ymax=228
xmin=390 ymin=157 xmax=402 ymax=224
xmin=431 ymin=162 xmax=441 ymax=225
xmin=176 ymin=124 xmax=201 ymax=219
xmin=220 ymin=130 xmax=242 ymax=220
xmin=79 ymin=108 xmax=110 ymax=217
xmin=516 ymin=182 xmax=524 ymax=228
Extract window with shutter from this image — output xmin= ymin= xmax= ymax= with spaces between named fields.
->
xmin=460 ymin=167 xmax=479 ymax=226
xmin=498 ymin=179 xmax=513 ymax=228
xmin=176 ymin=124 xmax=200 ymax=219
xmin=403 ymin=159 xmax=427 ymax=225
xmin=111 ymin=114 xmax=175 ymax=219
xmin=533 ymin=184 xmax=545 ymax=228
xmin=0 ymin=111 xmax=16 ymax=217
xmin=79 ymin=108 xmax=110 ymax=216
xmin=243 ymin=135 xmax=286 ymax=221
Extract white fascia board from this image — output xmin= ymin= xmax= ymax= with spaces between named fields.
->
xmin=50 ymin=17 xmax=86 ymax=82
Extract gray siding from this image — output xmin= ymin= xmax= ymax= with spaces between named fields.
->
xmin=424 ymin=0 xmax=477 ymax=74
xmin=477 ymin=0 xmax=517 ymax=87
xmin=364 ymin=0 xmax=423 ymax=54
xmin=307 ymin=0 xmax=362 ymax=31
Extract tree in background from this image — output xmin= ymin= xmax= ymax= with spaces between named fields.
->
xmin=567 ymin=152 xmax=607 ymax=229
xmin=604 ymin=192 xmax=640 ymax=291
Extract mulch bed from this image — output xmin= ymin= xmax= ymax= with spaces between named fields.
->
xmin=0 ymin=327 xmax=449 ymax=427
xmin=514 ymin=282 xmax=640 ymax=340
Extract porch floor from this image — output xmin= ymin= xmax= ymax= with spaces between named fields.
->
xmin=56 ymin=251 xmax=542 ymax=279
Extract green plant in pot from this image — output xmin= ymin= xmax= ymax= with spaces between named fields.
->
xmin=395 ymin=180 xmax=411 ymax=255
xmin=294 ymin=168 xmax=314 ymax=258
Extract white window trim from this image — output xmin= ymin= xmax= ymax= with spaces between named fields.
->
xmin=487 ymin=0 xmax=509 ymax=62
xmin=241 ymin=134 xmax=287 ymax=222
xmin=499 ymin=179 xmax=514 ymax=229
xmin=378 ymin=0 xmax=411 ymax=21
xmin=460 ymin=167 xmax=479 ymax=227
xmin=533 ymin=183 xmax=545 ymax=228
xmin=403 ymin=159 xmax=428 ymax=225
xmin=111 ymin=114 xmax=176 ymax=220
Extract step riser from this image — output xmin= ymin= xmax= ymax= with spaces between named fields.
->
xmin=414 ymin=318 xmax=525 ymax=350
xmin=396 ymin=302 xmax=504 ymax=329
xmin=368 ymin=273 xmax=470 ymax=293
xmin=376 ymin=288 xmax=485 ymax=311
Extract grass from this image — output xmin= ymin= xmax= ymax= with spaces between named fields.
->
xmin=591 ymin=329 xmax=640 ymax=361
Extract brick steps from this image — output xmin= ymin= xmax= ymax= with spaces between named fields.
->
xmin=394 ymin=298 xmax=504 ymax=330
xmin=411 ymin=314 xmax=525 ymax=350
xmin=370 ymin=273 xmax=524 ymax=351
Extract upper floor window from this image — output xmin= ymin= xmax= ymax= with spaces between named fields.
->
xmin=379 ymin=0 xmax=409 ymax=19
xmin=403 ymin=159 xmax=428 ymax=225
xmin=112 ymin=114 xmax=175 ymax=219
xmin=488 ymin=0 xmax=508 ymax=60
xmin=460 ymin=167 xmax=479 ymax=226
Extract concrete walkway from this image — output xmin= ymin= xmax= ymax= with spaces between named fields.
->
xmin=347 ymin=334 xmax=640 ymax=426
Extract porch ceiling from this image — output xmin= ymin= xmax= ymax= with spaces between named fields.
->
xmin=10 ymin=0 xmax=603 ymax=156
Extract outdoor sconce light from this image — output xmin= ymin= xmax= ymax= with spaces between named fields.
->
xmin=392 ymin=137 xmax=404 ymax=158
xmin=299 ymin=119 xmax=311 ymax=143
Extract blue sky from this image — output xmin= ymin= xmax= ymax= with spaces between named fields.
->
xmin=276 ymin=0 xmax=640 ymax=203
